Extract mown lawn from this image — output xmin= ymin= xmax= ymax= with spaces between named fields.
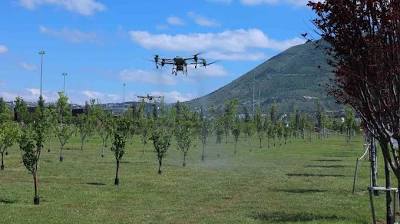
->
xmin=0 ymin=134 xmax=387 ymax=223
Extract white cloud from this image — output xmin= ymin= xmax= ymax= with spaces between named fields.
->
xmin=189 ymin=64 xmax=228 ymax=77
xmin=19 ymin=0 xmax=106 ymax=16
xmin=240 ymin=0 xmax=308 ymax=6
xmin=167 ymin=16 xmax=185 ymax=26
xmin=206 ymin=51 xmax=266 ymax=61
xmin=39 ymin=25 xmax=99 ymax=43
xmin=81 ymin=90 xmax=121 ymax=103
xmin=119 ymin=69 xmax=176 ymax=85
xmin=129 ymin=29 xmax=304 ymax=53
xmin=0 ymin=45 xmax=8 ymax=54
xmin=0 ymin=88 xmax=58 ymax=102
xmin=19 ymin=62 xmax=37 ymax=71
xmin=188 ymin=12 xmax=220 ymax=27
xmin=150 ymin=91 xmax=196 ymax=103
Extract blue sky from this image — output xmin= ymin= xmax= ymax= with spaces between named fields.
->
xmin=0 ymin=0 xmax=313 ymax=104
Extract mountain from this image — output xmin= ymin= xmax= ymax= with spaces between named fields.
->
xmin=187 ymin=40 xmax=339 ymax=113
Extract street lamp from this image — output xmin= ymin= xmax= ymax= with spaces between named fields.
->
xmin=62 ymin=73 xmax=68 ymax=95
xmin=38 ymin=50 xmax=45 ymax=97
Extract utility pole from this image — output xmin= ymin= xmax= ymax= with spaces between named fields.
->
xmin=62 ymin=73 xmax=68 ymax=95
xmin=122 ymin=83 xmax=126 ymax=103
xmin=38 ymin=50 xmax=45 ymax=97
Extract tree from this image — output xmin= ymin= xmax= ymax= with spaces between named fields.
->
xmin=223 ymin=99 xmax=238 ymax=144
xmin=344 ymin=107 xmax=356 ymax=143
xmin=14 ymin=97 xmax=30 ymax=124
xmin=150 ymin=118 xmax=172 ymax=174
xmin=254 ymin=107 xmax=263 ymax=148
xmin=0 ymin=121 xmax=19 ymax=170
xmin=97 ymin=110 xmax=114 ymax=158
xmin=75 ymin=100 xmax=95 ymax=150
xmin=0 ymin=98 xmax=11 ymax=124
xmin=308 ymin=1 xmax=400 ymax=222
xmin=111 ymin=117 xmax=129 ymax=185
xmin=200 ymin=117 xmax=211 ymax=161
xmin=243 ymin=107 xmax=254 ymax=141
xmin=19 ymin=96 xmax=47 ymax=205
xmin=231 ymin=117 xmax=241 ymax=155
xmin=55 ymin=93 xmax=73 ymax=162
xmin=174 ymin=104 xmax=196 ymax=167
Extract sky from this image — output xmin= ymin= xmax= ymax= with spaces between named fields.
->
xmin=0 ymin=0 xmax=314 ymax=104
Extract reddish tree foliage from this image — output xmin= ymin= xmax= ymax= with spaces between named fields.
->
xmin=309 ymin=1 xmax=400 ymax=223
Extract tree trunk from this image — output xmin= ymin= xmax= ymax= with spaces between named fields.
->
xmin=59 ymin=145 xmax=64 ymax=162
xmin=234 ymin=141 xmax=237 ymax=155
xmin=182 ymin=152 xmax=187 ymax=167
xmin=1 ymin=152 xmax=4 ymax=170
xmin=142 ymin=143 xmax=145 ymax=155
xmin=385 ymin=160 xmax=395 ymax=224
xmin=201 ymin=143 xmax=206 ymax=161
xmin=158 ymin=159 xmax=162 ymax=174
xmin=259 ymin=137 xmax=262 ymax=148
xmin=370 ymin=135 xmax=378 ymax=196
xmin=80 ymin=137 xmax=84 ymax=151
xmin=114 ymin=160 xmax=120 ymax=185
xmin=33 ymin=172 xmax=39 ymax=205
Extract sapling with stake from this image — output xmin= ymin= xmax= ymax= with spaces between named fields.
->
xmin=111 ymin=118 xmax=129 ymax=185
xmin=151 ymin=119 xmax=172 ymax=174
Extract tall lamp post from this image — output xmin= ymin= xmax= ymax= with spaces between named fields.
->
xmin=62 ymin=73 xmax=68 ymax=95
xmin=38 ymin=50 xmax=45 ymax=97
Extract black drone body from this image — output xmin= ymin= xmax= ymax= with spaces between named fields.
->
xmin=137 ymin=94 xmax=162 ymax=102
xmin=152 ymin=53 xmax=216 ymax=75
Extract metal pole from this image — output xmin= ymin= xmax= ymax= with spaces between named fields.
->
xmin=352 ymin=158 xmax=360 ymax=194
xmin=62 ymin=73 xmax=67 ymax=94
xmin=38 ymin=50 xmax=45 ymax=97
xmin=369 ymin=187 xmax=377 ymax=224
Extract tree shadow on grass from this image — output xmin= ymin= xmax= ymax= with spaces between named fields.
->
xmin=86 ymin=182 xmax=106 ymax=186
xmin=0 ymin=198 xmax=17 ymax=204
xmin=305 ymin=165 xmax=347 ymax=168
xmin=287 ymin=173 xmax=345 ymax=177
xmin=251 ymin=211 xmax=343 ymax=222
xmin=276 ymin=189 xmax=327 ymax=194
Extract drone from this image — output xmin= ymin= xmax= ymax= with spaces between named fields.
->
xmin=152 ymin=53 xmax=217 ymax=75
xmin=137 ymin=94 xmax=162 ymax=102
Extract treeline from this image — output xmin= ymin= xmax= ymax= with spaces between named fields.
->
xmin=0 ymin=94 xmax=358 ymax=205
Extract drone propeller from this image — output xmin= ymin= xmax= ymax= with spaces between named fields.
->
xmin=201 ymin=59 xmax=218 ymax=67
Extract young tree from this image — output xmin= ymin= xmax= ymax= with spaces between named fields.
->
xmin=111 ymin=117 xmax=129 ymax=185
xmin=174 ymin=104 xmax=196 ymax=167
xmin=97 ymin=110 xmax=114 ymax=158
xmin=344 ymin=107 xmax=356 ymax=143
xmin=254 ymin=107 xmax=264 ymax=148
xmin=19 ymin=96 xmax=47 ymax=205
xmin=0 ymin=121 xmax=19 ymax=170
xmin=231 ymin=117 xmax=241 ymax=155
xmin=151 ymin=118 xmax=172 ymax=174
xmin=55 ymin=93 xmax=73 ymax=162
xmin=14 ymin=97 xmax=30 ymax=124
xmin=200 ymin=117 xmax=211 ymax=161
xmin=75 ymin=100 xmax=95 ymax=150
xmin=243 ymin=107 xmax=254 ymax=141
xmin=0 ymin=97 xmax=11 ymax=124
xmin=223 ymin=99 xmax=238 ymax=144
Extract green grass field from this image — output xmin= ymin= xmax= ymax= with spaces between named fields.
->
xmin=0 ymin=134 xmax=387 ymax=223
